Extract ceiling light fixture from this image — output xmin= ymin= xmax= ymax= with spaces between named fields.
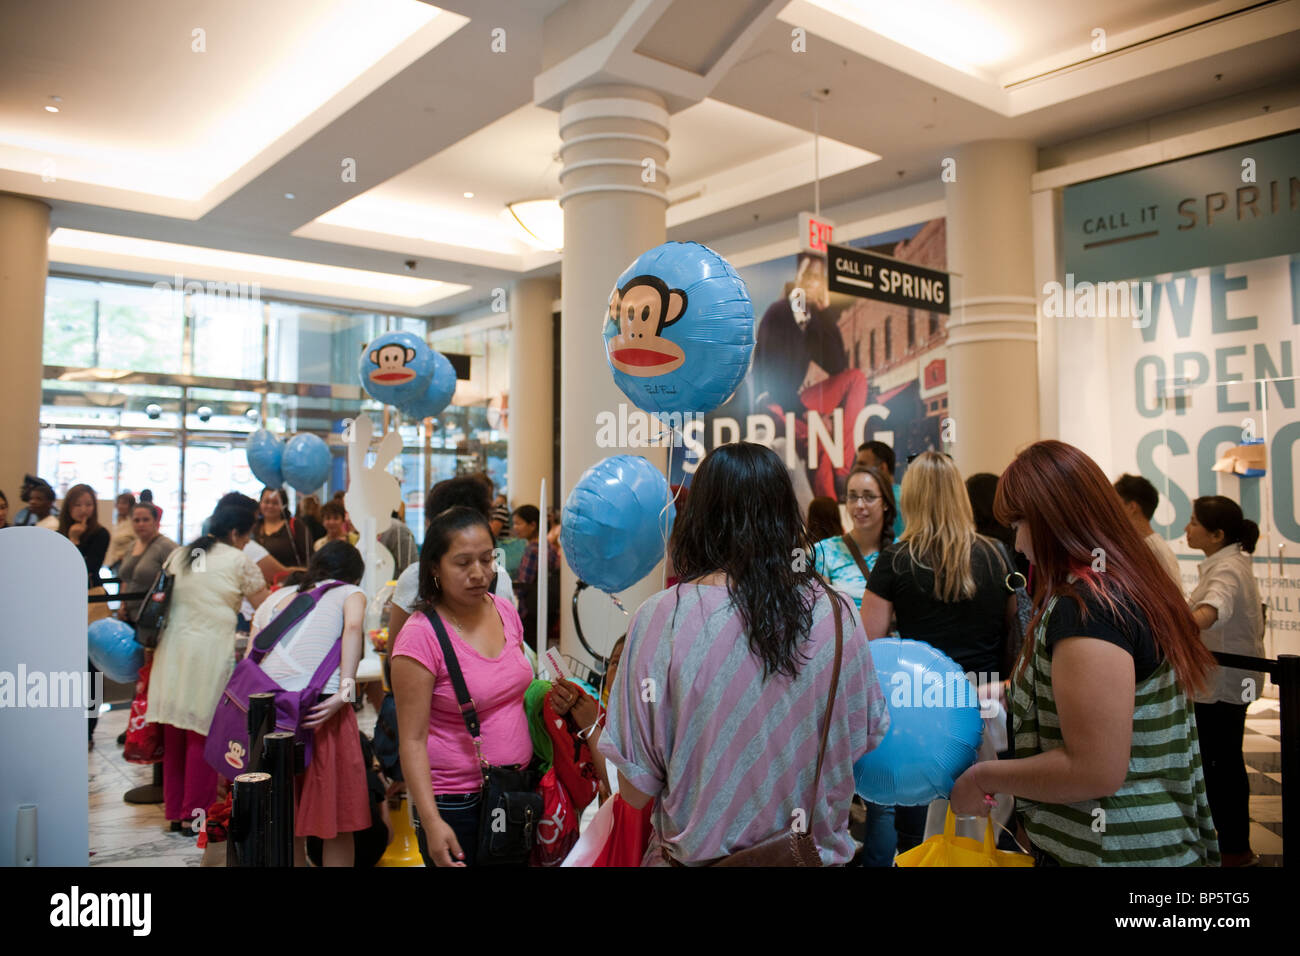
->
xmin=284 ymin=192 xmax=296 ymax=199
xmin=45 ymin=95 xmax=62 ymax=113
xmin=506 ymin=199 xmax=563 ymax=252
xmin=463 ymin=191 xmax=474 ymax=198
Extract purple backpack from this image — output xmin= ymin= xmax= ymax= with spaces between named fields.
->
xmin=205 ymin=582 xmax=346 ymax=778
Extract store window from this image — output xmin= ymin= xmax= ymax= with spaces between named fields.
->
xmin=40 ymin=275 xmax=509 ymax=550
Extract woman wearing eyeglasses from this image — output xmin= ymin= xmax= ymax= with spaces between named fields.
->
xmin=812 ymin=463 xmax=897 ymax=866
xmin=813 ymin=465 xmax=896 ymax=611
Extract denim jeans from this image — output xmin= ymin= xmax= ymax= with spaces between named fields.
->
xmin=894 ymin=804 xmax=929 ymax=854
xmin=861 ymin=802 xmax=898 ymax=867
xmin=414 ymin=792 xmax=481 ymax=867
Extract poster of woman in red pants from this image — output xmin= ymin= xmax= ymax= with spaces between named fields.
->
xmin=684 ymin=218 xmax=949 ymax=509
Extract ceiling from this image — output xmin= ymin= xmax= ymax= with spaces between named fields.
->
xmin=3 ymin=0 xmax=1297 ymax=317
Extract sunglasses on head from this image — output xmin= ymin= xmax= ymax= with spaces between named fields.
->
xmin=906 ymin=451 xmax=953 ymax=464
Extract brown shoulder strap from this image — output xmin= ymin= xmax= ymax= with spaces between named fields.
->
xmin=840 ymin=534 xmax=873 ymax=580
xmin=806 ymin=592 xmax=844 ymax=830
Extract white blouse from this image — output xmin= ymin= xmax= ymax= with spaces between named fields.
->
xmin=1187 ymin=543 xmax=1266 ymax=706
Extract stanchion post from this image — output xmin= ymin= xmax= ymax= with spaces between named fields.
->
xmin=228 ymin=772 xmax=271 ymax=867
xmin=1278 ymin=654 xmax=1297 ymax=869
xmin=247 ymin=692 xmax=277 ymax=774
xmin=264 ymin=731 xmax=296 ymax=867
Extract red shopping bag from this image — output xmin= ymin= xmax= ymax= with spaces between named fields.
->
xmin=593 ymin=795 xmax=654 ymax=867
xmin=123 ymin=660 xmax=164 ymax=764
xmin=541 ymin=694 xmax=601 ymax=814
xmin=530 ymin=769 xmax=579 ymax=867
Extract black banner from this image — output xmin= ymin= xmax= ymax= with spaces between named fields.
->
xmin=827 ymin=243 xmax=950 ymax=314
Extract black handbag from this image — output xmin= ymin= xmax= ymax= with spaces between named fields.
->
xmin=133 ymin=565 xmax=175 ymax=649
xmin=427 ymin=610 xmax=541 ymax=866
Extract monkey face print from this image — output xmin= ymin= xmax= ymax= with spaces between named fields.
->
xmin=603 ymin=241 xmax=756 ymax=417
xmin=358 ymin=330 xmax=436 ymax=406
xmin=606 ymin=276 xmax=688 ymax=377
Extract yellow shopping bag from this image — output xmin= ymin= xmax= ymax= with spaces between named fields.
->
xmin=895 ymin=808 xmax=1034 ymax=867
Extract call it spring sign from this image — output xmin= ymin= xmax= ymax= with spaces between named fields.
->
xmin=1064 ymin=130 xmax=1299 ymax=283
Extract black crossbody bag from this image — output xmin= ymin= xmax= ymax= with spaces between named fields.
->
xmin=427 ymin=611 xmax=541 ymax=866
xmin=134 ymin=565 xmax=175 ymax=649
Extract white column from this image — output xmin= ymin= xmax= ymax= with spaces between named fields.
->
xmin=558 ymin=85 xmax=669 ymax=659
xmin=0 ymin=194 xmax=51 ymax=502
xmin=944 ymin=141 xmax=1040 ymax=476
xmin=507 ymin=276 xmax=559 ymax=505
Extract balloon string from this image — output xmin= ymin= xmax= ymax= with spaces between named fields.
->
xmin=660 ymin=424 xmax=685 ymax=589
xmin=988 ymin=808 xmax=1030 ymax=856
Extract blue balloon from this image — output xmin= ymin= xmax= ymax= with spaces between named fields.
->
xmin=88 ymin=618 xmax=144 ymax=684
xmin=560 ymin=455 xmax=674 ymax=594
xmin=604 ymin=241 xmax=754 ymax=416
xmin=399 ymin=351 xmax=457 ymax=420
xmin=281 ymin=433 xmax=331 ymax=494
xmin=359 ymin=331 xmax=436 ymax=407
xmin=246 ymin=429 xmax=284 ymax=488
xmin=853 ymin=638 xmax=984 ymax=806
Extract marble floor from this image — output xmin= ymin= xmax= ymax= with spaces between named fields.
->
xmin=88 ymin=698 xmax=1285 ymax=867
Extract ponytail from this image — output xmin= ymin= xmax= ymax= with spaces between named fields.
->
xmin=184 ymin=505 xmax=256 ymax=569
xmin=1240 ymin=519 xmax=1260 ymax=554
xmin=1192 ymin=496 xmax=1258 ymax=554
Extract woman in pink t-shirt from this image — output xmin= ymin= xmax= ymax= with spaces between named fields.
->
xmin=391 ymin=506 xmax=533 ymax=867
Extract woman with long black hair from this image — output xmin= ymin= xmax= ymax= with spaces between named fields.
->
xmin=147 ymin=504 xmax=269 ymax=835
xmin=600 ymin=441 xmax=889 ymax=865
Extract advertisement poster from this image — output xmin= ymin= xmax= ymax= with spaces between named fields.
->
xmin=673 ymin=218 xmax=950 ymax=513
xmin=1103 ymin=252 xmax=1300 ymax=665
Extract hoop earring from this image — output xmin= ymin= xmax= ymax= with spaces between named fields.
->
xmin=433 ymin=575 xmax=441 ymax=591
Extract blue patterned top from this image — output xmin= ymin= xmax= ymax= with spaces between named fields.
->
xmin=812 ymin=536 xmax=880 ymax=609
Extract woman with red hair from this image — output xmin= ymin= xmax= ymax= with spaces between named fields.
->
xmin=949 ymin=440 xmax=1219 ymax=866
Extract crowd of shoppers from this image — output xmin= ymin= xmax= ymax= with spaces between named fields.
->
xmin=12 ymin=428 xmax=1275 ymax=868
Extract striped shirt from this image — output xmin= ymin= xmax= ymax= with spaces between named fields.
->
xmin=598 ymin=582 xmax=889 ymax=865
xmin=1012 ymin=594 xmax=1219 ymax=866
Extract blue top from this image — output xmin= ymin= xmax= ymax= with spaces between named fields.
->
xmin=813 ymin=536 xmax=880 ymax=609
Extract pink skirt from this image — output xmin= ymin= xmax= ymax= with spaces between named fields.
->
xmin=295 ymin=704 xmax=371 ymax=839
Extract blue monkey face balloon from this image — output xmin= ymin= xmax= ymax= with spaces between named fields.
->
xmin=603 ymin=241 xmax=754 ymax=417
xmin=359 ymin=331 xmax=436 ymax=407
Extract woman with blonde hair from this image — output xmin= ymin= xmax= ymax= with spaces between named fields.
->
xmin=861 ymin=451 xmax=1016 ymax=853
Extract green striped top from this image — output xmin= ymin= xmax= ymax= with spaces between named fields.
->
xmin=1012 ymin=594 xmax=1220 ymax=866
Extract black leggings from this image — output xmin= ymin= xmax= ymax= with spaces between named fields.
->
xmin=1194 ymin=701 xmax=1252 ymax=855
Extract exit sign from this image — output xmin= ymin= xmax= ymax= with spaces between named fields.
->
xmin=798 ymin=212 xmax=834 ymax=254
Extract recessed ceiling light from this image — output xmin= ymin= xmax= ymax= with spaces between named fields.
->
xmin=44 ymin=105 xmax=59 ymax=113
xmin=463 ymin=192 xmax=474 ymax=199
xmin=284 ymin=192 xmax=295 ymax=199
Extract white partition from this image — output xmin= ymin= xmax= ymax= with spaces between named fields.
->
xmin=0 ymin=527 xmax=90 ymax=866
